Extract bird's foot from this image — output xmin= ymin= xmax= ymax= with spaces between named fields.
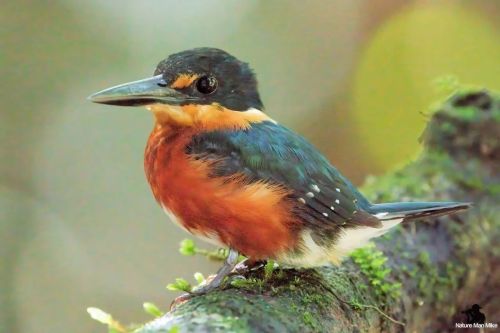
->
xmin=169 ymin=293 xmax=193 ymax=310
xmin=170 ymin=248 xmax=240 ymax=310
xmin=169 ymin=275 xmax=219 ymax=310
xmin=232 ymin=259 xmax=267 ymax=276
xmin=190 ymin=273 xmax=224 ymax=294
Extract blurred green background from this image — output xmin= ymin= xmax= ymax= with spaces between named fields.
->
xmin=1 ymin=1 xmax=499 ymax=332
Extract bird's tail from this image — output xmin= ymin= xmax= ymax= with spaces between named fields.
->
xmin=332 ymin=201 xmax=470 ymax=259
xmin=369 ymin=201 xmax=471 ymax=222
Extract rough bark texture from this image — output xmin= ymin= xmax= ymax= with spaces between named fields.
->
xmin=136 ymin=90 xmax=500 ymax=333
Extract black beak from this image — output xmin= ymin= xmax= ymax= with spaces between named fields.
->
xmin=88 ymin=75 xmax=193 ymax=106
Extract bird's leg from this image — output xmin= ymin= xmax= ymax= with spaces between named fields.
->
xmin=232 ymin=258 xmax=267 ymax=275
xmin=170 ymin=249 xmax=240 ymax=309
xmin=191 ymin=248 xmax=240 ymax=294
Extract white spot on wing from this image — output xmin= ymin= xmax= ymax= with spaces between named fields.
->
xmin=335 ymin=199 xmax=340 ymax=204
xmin=311 ymin=184 xmax=320 ymax=193
xmin=375 ymin=212 xmax=389 ymax=218
xmin=298 ymin=198 xmax=306 ymax=204
xmin=306 ymin=192 xmax=314 ymax=198
xmin=323 ymin=212 xmax=328 ymax=217
xmin=336 ymin=188 xmax=340 ymax=192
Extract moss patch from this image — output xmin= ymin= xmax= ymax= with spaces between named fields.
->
xmin=350 ymin=244 xmax=401 ymax=300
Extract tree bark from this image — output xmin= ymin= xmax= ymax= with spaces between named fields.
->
xmin=137 ymin=90 xmax=500 ymax=333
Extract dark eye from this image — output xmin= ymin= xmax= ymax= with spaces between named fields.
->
xmin=196 ymin=75 xmax=218 ymax=94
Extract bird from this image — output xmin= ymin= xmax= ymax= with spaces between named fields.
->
xmin=89 ymin=47 xmax=470 ymax=295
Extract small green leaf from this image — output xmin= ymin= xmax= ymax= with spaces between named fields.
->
xmin=179 ymin=239 xmax=196 ymax=256
xmin=87 ymin=307 xmax=112 ymax=325
xmin=166 ymin=278 xmax=192 ymax=292
xmin=87 ymin=307 xmax=125 ymax=332
xmin=194 ymin=272 xmax=205 ymax=284
xmin=264 ymin=260 xmax=275 ymax=280
xmin=143 ymin=302 xmax=163 ymax=317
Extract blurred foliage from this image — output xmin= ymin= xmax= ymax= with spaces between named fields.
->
xmin=178 ymin=238 xmax=229 ymax=261
xmin=166 ymin=278 xmax=192 ymax=293
xmin=87 ymin=307 xmax=128 ymax=333
xmin=142 ymin=303 xmax=163 ymax=318
xmin=352 ymin=2 xmax=500 ymax=171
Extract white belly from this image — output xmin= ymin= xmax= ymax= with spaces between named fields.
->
xmin=278 ymin=219 xmax=402 ymax=267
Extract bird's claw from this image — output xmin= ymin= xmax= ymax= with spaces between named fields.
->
xmin=169 ymin=293 xmax=193 ymax=310
xmin=169 ymin=280 xmax=217 ymax=310
xmin=232 ymin=259 xmax=267 ymax=276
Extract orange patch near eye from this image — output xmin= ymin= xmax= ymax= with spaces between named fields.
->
xmin=170 ymin=74 xmax=199 ymax=89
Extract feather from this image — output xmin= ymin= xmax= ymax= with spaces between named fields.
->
xmin=186 ymin=121 xmax=378 ymax=228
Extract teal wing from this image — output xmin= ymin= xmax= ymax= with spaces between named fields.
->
xmin=186 ymin=121 xmax=381 ymax=229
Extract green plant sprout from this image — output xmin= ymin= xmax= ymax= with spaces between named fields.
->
xmin=87 ymin=307 xmax=128 ymax=333
xmin=88 ymin=302 xmax=167 ymax=333
xmin=178 ymin=239 xmax=227 ymax=261
xmin=264 ymin=259 xmax=276 ymax=280
xmin=143 ymin=302 xmax=164 ymax=318
xmin=166 ymin=277 xmax=192 ymax=293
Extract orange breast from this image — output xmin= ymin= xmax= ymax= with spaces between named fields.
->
xmin=144 ymin=125 xmax=300 ymax=259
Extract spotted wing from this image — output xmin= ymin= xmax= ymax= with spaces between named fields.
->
xmin=186 ymin=121 xmax=381 ymax=228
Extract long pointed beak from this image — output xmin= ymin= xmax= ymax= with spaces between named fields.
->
xmin=88 ymin=75 xmax=193 ymax=106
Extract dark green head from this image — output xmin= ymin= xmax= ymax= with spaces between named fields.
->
xmin=89 ymin=47 xmax=263 ymax=111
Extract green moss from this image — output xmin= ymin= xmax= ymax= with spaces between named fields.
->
xmin=440 ymin=121 xmax=457 ymax=134
xmin=167 ymin=326 xmax=179 ymax=333
xmin=453 ymin=106 xmax=477 ymax=121
xmin=160 ymin=272 xmax=335 ymax=333
xmin=350 ymin=243 xmax=401 ymax=300
xmin=302 ymin=311 xmax=317 ymax=330
xmin=155 ymin=267 xmax=339 ymax=332
xmin=418 ymin=251 xmax=431 ymax=267
xmin=230 ymin=277 xmax=265 ymax=291
xmin=412 ymin=249 xmax=466 ymax=303
xmin=264 ymin=260 xmax=276 ymax=280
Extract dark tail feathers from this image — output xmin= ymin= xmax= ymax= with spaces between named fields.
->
xmin=369 ymin=201 xmax=471 ymax=221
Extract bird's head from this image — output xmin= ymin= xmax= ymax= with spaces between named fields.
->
xmin=89 ymin=48 xmax=268 ymax=129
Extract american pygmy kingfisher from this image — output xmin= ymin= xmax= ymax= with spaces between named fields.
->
xmin=89 ymin=48 xmax=470 ymax=294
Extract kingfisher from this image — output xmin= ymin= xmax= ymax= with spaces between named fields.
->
xmin=89 ymin=48 xmax=469 ymax=294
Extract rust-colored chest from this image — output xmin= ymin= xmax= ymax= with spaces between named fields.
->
xmin=144 ymin=125 xmax=299 ymax=259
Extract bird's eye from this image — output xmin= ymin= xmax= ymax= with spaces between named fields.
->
xmin=196 ymin=76 xmax=218 ymax=94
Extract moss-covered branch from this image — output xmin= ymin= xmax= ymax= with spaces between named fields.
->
xmin=97 ymin=89 xmax=500 ymax=333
